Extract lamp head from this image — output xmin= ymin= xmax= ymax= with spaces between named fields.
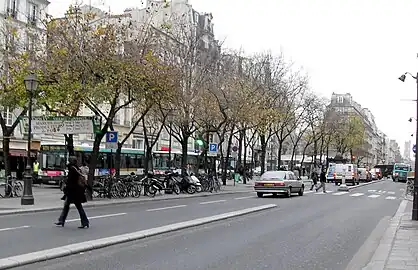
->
xmin=409 ymin=118 xmax=413 ymax=122
xmin=399 ymin=74 xmax=406 ymax=82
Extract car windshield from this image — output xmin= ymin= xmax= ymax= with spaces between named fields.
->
xmin=261 ymin=171 xmax=286 ymax=180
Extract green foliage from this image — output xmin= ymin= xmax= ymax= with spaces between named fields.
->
xmin=332 ymin=114 xmax=365 ymax=155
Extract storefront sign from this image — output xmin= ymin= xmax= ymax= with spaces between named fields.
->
xmin=21 ymin=116 xmax=101 ymax=134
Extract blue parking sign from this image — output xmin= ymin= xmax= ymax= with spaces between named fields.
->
xmin=209 ymin=143 xmax=218 ymax=152
xmin=106 ymin=131 xmax=118 ymax=143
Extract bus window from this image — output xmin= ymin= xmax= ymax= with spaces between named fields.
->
xmin=42 ymin=153 xmax=66 ymax=170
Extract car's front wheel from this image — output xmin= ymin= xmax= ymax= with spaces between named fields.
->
xmin=298 ymin=186 xmax=304 ymax=196
xmin=257 ymin=192 xmax=263 ymax=198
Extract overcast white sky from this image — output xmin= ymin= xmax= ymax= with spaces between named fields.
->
xmin=49 ymin=0 xmax=418 ymax=156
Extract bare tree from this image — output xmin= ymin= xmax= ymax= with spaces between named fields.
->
xmin=157 ymin=14 xmax=220 ymax=174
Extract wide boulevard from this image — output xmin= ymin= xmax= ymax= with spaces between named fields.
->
xmin=1 ymin=179 xmax=406 ymax=270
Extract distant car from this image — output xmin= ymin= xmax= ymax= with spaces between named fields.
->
xmin=254 ymin=171 xmax=304 ymax=198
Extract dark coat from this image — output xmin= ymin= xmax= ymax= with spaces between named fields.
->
xmin=320 ymin=171 xmax=326 ymax=183
xmin=65 ymin=164 xmax=87 ymax=204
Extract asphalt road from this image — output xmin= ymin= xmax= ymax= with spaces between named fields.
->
xmin=10 ymin=180 xmax=406 ymax=270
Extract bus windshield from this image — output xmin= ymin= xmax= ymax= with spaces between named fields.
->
xmin=394 ymin=164 xmax=409 ymax=171
xmin=41 ymin=152 xmax=67 ymax=170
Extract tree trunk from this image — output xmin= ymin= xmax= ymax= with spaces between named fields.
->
xmin=87 ymin=132 xmax=105 ymax=200
xmin=64 ymin=134 xmax=75 ymax=156
xmin=260 ymin=134 xmax=267 ymax=174
xmin=277 ymin=141 xmax=283 ymax=170
xmin=222 ymin=130 xmax=234 ymax=185
xmin=144 ymin=146 xmax=152 ymax=174
xmin=181 ymin=136 xmax=188 ymax=175
xmin=204 ymin=131 xmax=209 ymax=173
xmin=237 ymin=129 xmax=244 ymax=168
xmin=243 ymin=131 xmax=247 ymax=184
xmin=290 ymin=144 xmax=297 ymax=170
xmin=115 ymin=142 xmax=122 ymax=177
xmin=2 ymin=135 xmax=11 ymax=177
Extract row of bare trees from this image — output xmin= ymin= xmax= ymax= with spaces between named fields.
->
xmin=0 ymin=4 xmax=367 ymax=192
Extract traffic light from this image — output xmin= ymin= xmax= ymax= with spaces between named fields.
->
xmin=195 ymin=132 xmax=205 ymax=147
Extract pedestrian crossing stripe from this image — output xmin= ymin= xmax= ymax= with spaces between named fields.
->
xmin=333 ymin=191 xmax=349 ymax=196
xmin=368 ymin=194 xmax=380 ymax=198
xmin=385 ymin=196 xmax=396 ymax=200
xmin=350 ymin=193 xmax=364 ymax=197
xmin=313 ymin=190 xmax=334 ymax=194
xmin=387 ymin=191 xmax=395 ymax=195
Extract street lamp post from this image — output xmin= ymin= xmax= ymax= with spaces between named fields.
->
xmin=398 ymin=72 xmax=418 ymax=220
xmin=21 ymin=73 xmax=38 ymax=205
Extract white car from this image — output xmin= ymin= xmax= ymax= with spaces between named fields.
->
xmin=254 ymin=170 xmax=304 ymax=198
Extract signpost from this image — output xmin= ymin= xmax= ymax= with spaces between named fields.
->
xmin=105 ymin=131 xmax=118 ymax=149
xmin=106 ymin=131 xmax=118 ymax=176
xmin=208 ymin=143 xmax=218 ymax=157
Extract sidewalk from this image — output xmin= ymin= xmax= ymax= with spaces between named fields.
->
xmin=364 ymin=199 xmax=418 ymax=270
xmin=0 ymin=181 xmax=253 ymax=216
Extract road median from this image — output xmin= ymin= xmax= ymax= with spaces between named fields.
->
xmin=0 ymin=204 xmax=277 ymax=269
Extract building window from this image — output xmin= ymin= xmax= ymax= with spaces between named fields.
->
xmin=132 ymin=135 xmax=144 ymax=150
xmin=2 ymin=108 xmax=13 ymax=126
xmin=25 ymin=32 xmax=34 ymax=51
xmin=7 ymin=0 xmax=18 ymax=19
xmin=337 ymin=96 xmax=344 ymax=103
xmin=113 ymin=112 xmax=120 ymax=125
xmin=27 ymin=2 xmax=38 ymax=25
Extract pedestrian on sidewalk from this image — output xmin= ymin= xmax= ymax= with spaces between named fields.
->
xmin=55 ymin=156 xmax=89 ymax=229
xmin=316 ymin=167 xmax=327 ymax=193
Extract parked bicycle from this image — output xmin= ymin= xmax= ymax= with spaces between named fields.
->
xmin=0 ymin=176 xmax=23 ymax=198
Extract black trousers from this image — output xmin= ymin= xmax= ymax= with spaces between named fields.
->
xmin=58 ymin=199 xmax=89 ymax=226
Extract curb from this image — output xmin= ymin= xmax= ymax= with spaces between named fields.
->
xmin=362 ymin=199 xmax=408 ymax=269
xmin=347 ymin=179 xmax=386 ymax=190
xmin=0 ymin=190 xmax=253 ymax=217
xmin=0 ymin=204 xmax=277 ymax=269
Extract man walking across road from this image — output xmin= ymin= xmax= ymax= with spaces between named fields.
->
xmin=316 ymin=167 xmax=327 ymax=193
xmin=310 ymin=171 xmax=318 ymax=191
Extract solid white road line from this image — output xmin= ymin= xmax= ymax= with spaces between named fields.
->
xmin=385 ymin=196 xmax=396 ymax=200
xmin=350 ymin=193 xmax=364 ymax=197
xmin=67 ymin=213 xmax=127 ymax=222
xmin=200 ymin=200 xmax=227 ymax=205
xmin=234 ymin=196 xmax=254 ymax=200
xmin=387 ymin=191 xmax=396 ymax=195
xmin=368 ymin=194 xmax=381 ymax=198
xmin=333 ymin=192 xmax=349 ymax=196
xmin=146 ymin=205 xmax=187 ymax=212
xmin=0 ymin=225 xmax=30 ymax=232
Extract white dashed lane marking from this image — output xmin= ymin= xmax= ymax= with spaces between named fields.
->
xmin=350 ymin=193 xmax=364 ymax=197
xmin=368 ymin=194 xmax=381 ymax=198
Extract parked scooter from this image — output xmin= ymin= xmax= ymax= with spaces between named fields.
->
xmin=189 ymin=173 xmax=202 ymax=192
xmin=163 ymin=171 xmax=181 ymax=195
xmin=178 ymin=172 xmax=200 ymax=194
